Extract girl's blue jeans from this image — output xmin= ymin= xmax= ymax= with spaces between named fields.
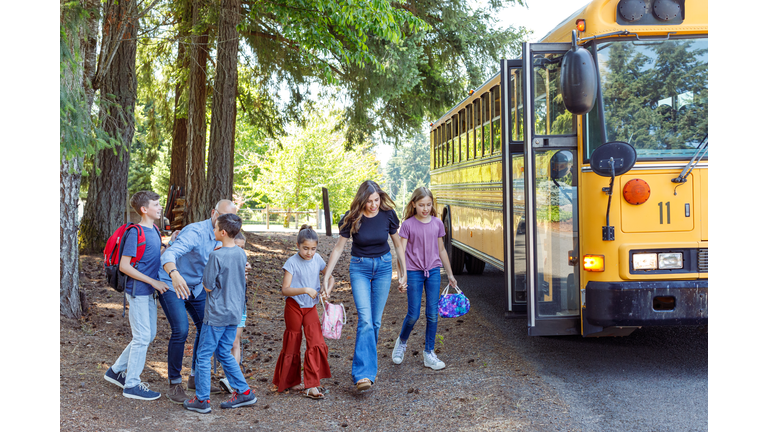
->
xmin=399 ymin=267 xmax=441 ymax=352
xmin=349 ymin=252 xmax=392 ymax=384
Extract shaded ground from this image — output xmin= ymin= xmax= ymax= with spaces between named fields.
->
xmin=61 ymin=232 xmax=574 ymax=431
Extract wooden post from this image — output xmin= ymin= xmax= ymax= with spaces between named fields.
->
xmin=266 ymin=204 xmax=270 ymax=230
xmin=322 ymin=187 xmax=332 ymax=236
xmin=316 ymin=204 xmax=320 ymax=230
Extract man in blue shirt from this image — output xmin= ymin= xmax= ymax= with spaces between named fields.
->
xmin=159 ymin=199 xmax=238 ymax=404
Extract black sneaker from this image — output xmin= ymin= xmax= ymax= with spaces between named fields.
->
xmin=183 ymin=396 xmax=211 ymax=414
xmin=104 ymin=367 xmax=126 ymax=389
xmin=220 ymin=390 xmax=257 ymax=409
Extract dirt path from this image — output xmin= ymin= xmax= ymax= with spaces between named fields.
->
xmin=61 ymin=232 xmax=568 ymax=431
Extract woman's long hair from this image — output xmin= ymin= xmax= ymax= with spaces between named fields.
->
xmin=340 ymin=180 xmax=396 ymax=234
xmin=403 ymin=187 xmax=437 ymax=220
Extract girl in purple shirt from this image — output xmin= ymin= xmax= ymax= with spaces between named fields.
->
xmin=392 ymin=187 xmax=458 ymax=370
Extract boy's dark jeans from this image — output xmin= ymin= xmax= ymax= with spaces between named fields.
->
xmin=158 ymin=287 xmax=207 ymax=384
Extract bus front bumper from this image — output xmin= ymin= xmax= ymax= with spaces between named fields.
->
xmin=584 ymin=280 xmax=708 ymax=327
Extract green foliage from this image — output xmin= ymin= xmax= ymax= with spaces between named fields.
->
xmin=239 ymin=107 xmax=382 ymax=218
xmin=128 ymin=100 xmax=171 ymax=196
xmin=382 ymin=132 xmax=431 ymax=214
xmin=60 ymin=1 xmax=120 ymax=163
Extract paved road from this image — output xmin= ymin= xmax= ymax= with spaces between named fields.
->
xmin=456 ymin=266 xmax=708 ymax=432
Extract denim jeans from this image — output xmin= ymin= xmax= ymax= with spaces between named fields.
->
xmin=157 ymin=286 xmax=206 ymax=384
xmin=349 ymin=252 xmax=393 ymax=384
xmin=399 ymin=267 xmax=441 ymax=352
xmin=112 ymin=294 xmax=158 ymax=389
xmin=194 ymin=324 xmax=250 ymax=400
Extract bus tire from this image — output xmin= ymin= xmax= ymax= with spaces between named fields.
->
xmin=465 ymin=254 xmax=486 ymax=275
xmin=442 ymin=206 xmax=464 ymax=275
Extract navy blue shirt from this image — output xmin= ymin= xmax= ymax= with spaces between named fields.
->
xmin=339 ymin=209 xmax=399 ymax=258
xmin=122 ymin=225 xmax=162 ymax=296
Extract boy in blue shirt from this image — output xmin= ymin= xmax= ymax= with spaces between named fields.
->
xmin=183 ymin=213 xmax=256 ymax=413
xmin=103 ymin=191 xmax=169 ymax=400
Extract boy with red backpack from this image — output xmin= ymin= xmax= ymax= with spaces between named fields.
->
xmin=103 ymin=190 xmax=169 ymax=401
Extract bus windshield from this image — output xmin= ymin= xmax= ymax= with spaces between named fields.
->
xmin=585 ymin=37 xmax=708 ymax=160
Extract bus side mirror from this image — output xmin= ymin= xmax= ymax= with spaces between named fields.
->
xmin=560 ymin=31 xmax=598 ymax=115
xmin=589 ymin=142 xmax=636 ymax=177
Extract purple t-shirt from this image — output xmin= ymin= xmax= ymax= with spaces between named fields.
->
xmin=398 ymin=216 xmax=445 ymax=272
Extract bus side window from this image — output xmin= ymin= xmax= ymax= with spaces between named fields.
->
xmin=492 ymin=86 xmax=501 ymax=153
xmin=459 ymin=110 xmax=465 ymax=162
xmin=516 ymin=70 xmax=524 ymax=141
xmin=483 ymin=93 xmax=491 ymax=157
xmin=474 ymin=99 xmax=481 ymax=158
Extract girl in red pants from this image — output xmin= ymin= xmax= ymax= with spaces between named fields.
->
xmin=271 ymin=225 xmax=333 ymax=399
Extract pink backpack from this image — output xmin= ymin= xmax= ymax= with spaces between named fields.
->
xmin=319 ymin=297 xmax=346 ymax=339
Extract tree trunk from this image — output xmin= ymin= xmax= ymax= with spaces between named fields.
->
xmin=80 ymin=0 xmax=138 ymax=253
xmin=169 ymin=41 xmax=189 ymax=189
xmin=185 ymin=0 xmax=210 ymax=224
xmin=61 ymin=156 xmax=84 ymax=318
xmin=206 ymin=0 xmax=240 ymax=209
xmin=60 ymin=0 xmax=101 ymax=318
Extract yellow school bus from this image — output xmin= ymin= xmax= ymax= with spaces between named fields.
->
xmin=430 ymin=0 xmax=707 ymax=336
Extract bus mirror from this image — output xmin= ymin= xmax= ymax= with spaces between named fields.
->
xmin=589 ymin=142 xmax=637 ymax=177
xmin=560 ymin=31 xmax=598 ymax=115
xmin=550 ymin=150 xmax=573 ymax=180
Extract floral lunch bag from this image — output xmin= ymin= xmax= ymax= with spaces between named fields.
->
xmin=320 ymin=297 xmax=347 ymax=339
xmin=438 ymin=284 xmax=470 ymax=318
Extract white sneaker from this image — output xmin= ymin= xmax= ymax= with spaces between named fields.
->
xmin=219 ymin=377 xmax=234 ymax=394
xmin=423 ymin=350 xmax=445 ymax=370
xmin=392 ymin=337 xmax=407 ymax=365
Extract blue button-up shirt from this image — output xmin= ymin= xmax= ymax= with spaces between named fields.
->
xmin=159 ymin=219 xmax=221 ymax=297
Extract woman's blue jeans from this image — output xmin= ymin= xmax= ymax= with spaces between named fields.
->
xmin=349 ymin=252 xmax=392 ymax=384
xmin=399 ymin=267 xmax=441 ymax=352
xmin=157 ymin=287 xmax=207 ymax=384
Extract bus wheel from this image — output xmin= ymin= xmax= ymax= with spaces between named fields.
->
xmin=465 ymin=254 xmax=486 ymax=275
xmin=442 ymin=206 xmax=464 ymax=274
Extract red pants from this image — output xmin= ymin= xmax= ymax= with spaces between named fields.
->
xmin=272 ymin=298 xmax=331 ymax=392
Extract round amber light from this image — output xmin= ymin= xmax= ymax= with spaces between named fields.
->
xmin=623 ymin=178 xmax=651 ymax=205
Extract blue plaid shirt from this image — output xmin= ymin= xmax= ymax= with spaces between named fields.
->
xmin=159 ymin=219 xmax=221 ymax=297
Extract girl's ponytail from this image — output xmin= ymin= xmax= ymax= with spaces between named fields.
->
xmin=297 ymin=224 xmax=319 ymax=244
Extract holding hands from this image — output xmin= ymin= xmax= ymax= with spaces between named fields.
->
xmin=397 ymin=275 xmax=408 ymax=293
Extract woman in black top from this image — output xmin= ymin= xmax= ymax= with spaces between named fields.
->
xmin=322 ymin=180 xmax=407 ymax=391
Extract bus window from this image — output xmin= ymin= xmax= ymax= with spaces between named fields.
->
xmin=474 ymin=99 xmax=481 ymax=158
xmin=483 ymin=93 xmax=491 ymax=156
xmin=459 ymin=110 xmax=465 ymax=162
xmin=431 ymin=129 xmax=435 ymax=169
xmin=533 ymin=53 xmax=575 ymax=136
xmin=452 ymin=116 xmax=458 ymax=164
xmin=585 ymin=37 xmax=708 ymax=160
xmin=516 ymin=69 xmax=524 ymax=141
xmin=443 ymin=120 xmax=453 ymax=165
xmin=467 ymin=105 xmax=475 ymax=160
xmin=510 ymin=71 xmax=518 ymax=141
xmin=492 ymin=86 xmax=501 ymax=153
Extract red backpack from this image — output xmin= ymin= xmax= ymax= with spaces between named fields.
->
xmin=103 ymin=223 xmax=161 ymax=293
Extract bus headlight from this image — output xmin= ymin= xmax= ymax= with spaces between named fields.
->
xmin=633 ymin=253 xmax=658 ymax=270
xmin=632 ymin=252 xmax=684 ymax=270
xmin=658 ymin=252 xmax=683 ymax=269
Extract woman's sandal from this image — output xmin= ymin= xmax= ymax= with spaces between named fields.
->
xmin=270 ymin=384 xmax=303 ymax=394
xmin=304 ymin=387 xmax=325 ymax=399
xmin=356 ymin=378 xmax=372 ymax=392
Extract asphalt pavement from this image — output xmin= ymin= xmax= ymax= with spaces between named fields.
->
xmin=456 ymin=266 xmax=708 ymax=432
